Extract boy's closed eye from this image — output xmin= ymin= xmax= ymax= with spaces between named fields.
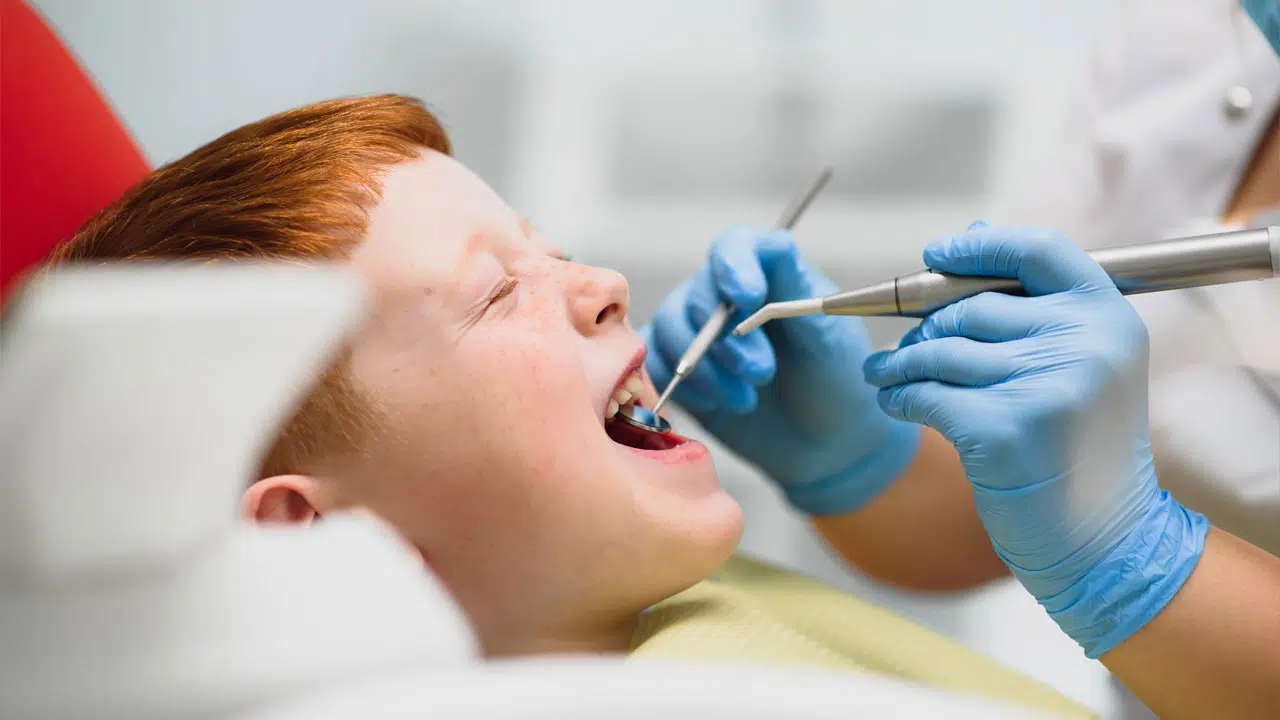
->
xmin=488 ymin=276 xmax=519 ymax=305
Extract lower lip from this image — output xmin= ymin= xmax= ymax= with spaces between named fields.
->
xmin=618 ymin=435 xmax=710 ymax=465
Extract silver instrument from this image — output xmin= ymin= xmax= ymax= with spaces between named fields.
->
xmin=734 ymin=226 xmax=1280 ymax=334
xmin=616 ymin=167 xmax=834 ymax=435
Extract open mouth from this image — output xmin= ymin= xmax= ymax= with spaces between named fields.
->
xmin=603 ymin=363 xmax=687 ymax=451
xmin=605 ymin=408 xmax=687 ymax=451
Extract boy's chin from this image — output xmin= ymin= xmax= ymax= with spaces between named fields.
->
xmin=707 ymin=495 xmax=746 ymax=560
xmin=648 ymin=492 xmax=744 ymax=583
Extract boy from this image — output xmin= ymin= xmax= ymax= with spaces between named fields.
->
xmin=51 ymin=95 xmax=1090 ymax=718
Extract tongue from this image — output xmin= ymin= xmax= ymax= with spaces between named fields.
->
xmin=605 ymin=417 xmax=686 ymax=450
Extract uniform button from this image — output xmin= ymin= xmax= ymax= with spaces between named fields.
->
xmin=1223 ymin=85 xmax=1254 ymax=120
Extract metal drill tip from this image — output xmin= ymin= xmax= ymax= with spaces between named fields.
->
xmin=732 ymin=298 xmax=824 ymax=335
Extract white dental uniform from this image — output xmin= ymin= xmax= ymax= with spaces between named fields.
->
xmin=1009 ymin=0 xmax=1280 ymax=554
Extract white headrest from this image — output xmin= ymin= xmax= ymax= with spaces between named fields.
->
xmin=0 ymin=265 xmax=479 ymax=717
xmin=0 ymin=264 xmax=364 ymax=583
xmin=1 ymin=513 xmax=479 ymax=718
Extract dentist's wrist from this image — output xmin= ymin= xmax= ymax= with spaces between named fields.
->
xmin=783 ymin=420 xmax=922 ymax=516
xmin=1034 ymin=492 xmax=1210 ymax=659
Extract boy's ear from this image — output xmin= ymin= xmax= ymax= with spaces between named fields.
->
xmin=241 ymin=475 xmax=334 ymax=525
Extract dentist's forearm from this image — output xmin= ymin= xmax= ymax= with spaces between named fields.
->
xmin=811 ymin=428 xmax=1007 ymax=592
xmin=1100 ymin=528 xmax=1280 ymax=720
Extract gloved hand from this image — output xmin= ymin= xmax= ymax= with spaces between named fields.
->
xmin=863 ymin=223 xmax=1209 ymax=658
xmin=644 ymin=226 xmax=919 ymax=515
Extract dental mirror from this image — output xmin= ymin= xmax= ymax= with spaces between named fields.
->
xmin=616 ymin=403 xmax=672 ymax=435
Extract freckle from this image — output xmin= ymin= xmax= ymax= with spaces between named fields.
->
xmin=423 ymin=288 xmax=434 ymax=296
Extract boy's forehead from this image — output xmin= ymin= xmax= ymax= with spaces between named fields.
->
xmin=356 ymin=153 xmax=539 ymax=289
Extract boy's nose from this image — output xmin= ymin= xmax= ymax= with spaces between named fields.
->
xmin=568 ymin=265 xmax=630 ymax=336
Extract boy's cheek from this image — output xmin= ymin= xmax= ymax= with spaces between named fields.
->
xmin=475 ymin=333 xmax=585 ymax=393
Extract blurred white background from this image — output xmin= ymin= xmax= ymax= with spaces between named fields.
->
xmin=34 ymin=0 xmax=1108 ymax=333
xmin=33 ymin=1 xmax=1150 ymax=715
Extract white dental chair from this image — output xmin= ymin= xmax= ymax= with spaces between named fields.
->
xmin=0 ymin=264 xmax=1055 ymax=718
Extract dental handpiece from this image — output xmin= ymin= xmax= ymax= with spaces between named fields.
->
xmin=734 ymin=226 xmax=1280 ymax=334
xmin=617 ymin=167 xmax=835 ymax=434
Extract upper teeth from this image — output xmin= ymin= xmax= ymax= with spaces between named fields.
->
xmin=607 ymin=372 xmax=646 ymax=419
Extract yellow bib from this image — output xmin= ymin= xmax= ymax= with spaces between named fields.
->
xmin=631 ymin=553 xmax=1094 ymax=718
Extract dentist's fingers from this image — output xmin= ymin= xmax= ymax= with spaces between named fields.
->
xmin=923 ymin=224 xmax=1115 ymax=296
xmin=686 ymin=281 xmax=778 ymax=388
xmin=863 ymin=336 xmax=1016 ymax=389
xmin=753 ymin=230 xmax=837 ymax=303
xmin=707 ymin=226 xmax=793 ymax=310
xmin=915 ymin=291 xmax=1048 ymax=343
xmin=896 ymin=324 xmax=925 ymax=349
xmin=703 ymin=227 xmax=792 ymax=385
xmin=875 ymin=381 xmax=973 ymax=444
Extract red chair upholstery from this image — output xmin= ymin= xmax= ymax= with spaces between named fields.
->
xmin=1 ymin=0 xmax=149 ymax=295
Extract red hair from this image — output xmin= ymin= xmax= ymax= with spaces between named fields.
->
xmin=49 ymin=94 xmax=452 ymax=478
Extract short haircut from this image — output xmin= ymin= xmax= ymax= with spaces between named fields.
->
xmin=48 ymin=95 xmax=452 ymax=478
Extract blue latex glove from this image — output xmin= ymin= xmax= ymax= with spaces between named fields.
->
xmin=644 ymin=226 xmax=919 ymax=516
xmin=1243 ymin=0 xmax=1280 ymax=57
xmin=863 ymin=224 xmax=1209 ymax=658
